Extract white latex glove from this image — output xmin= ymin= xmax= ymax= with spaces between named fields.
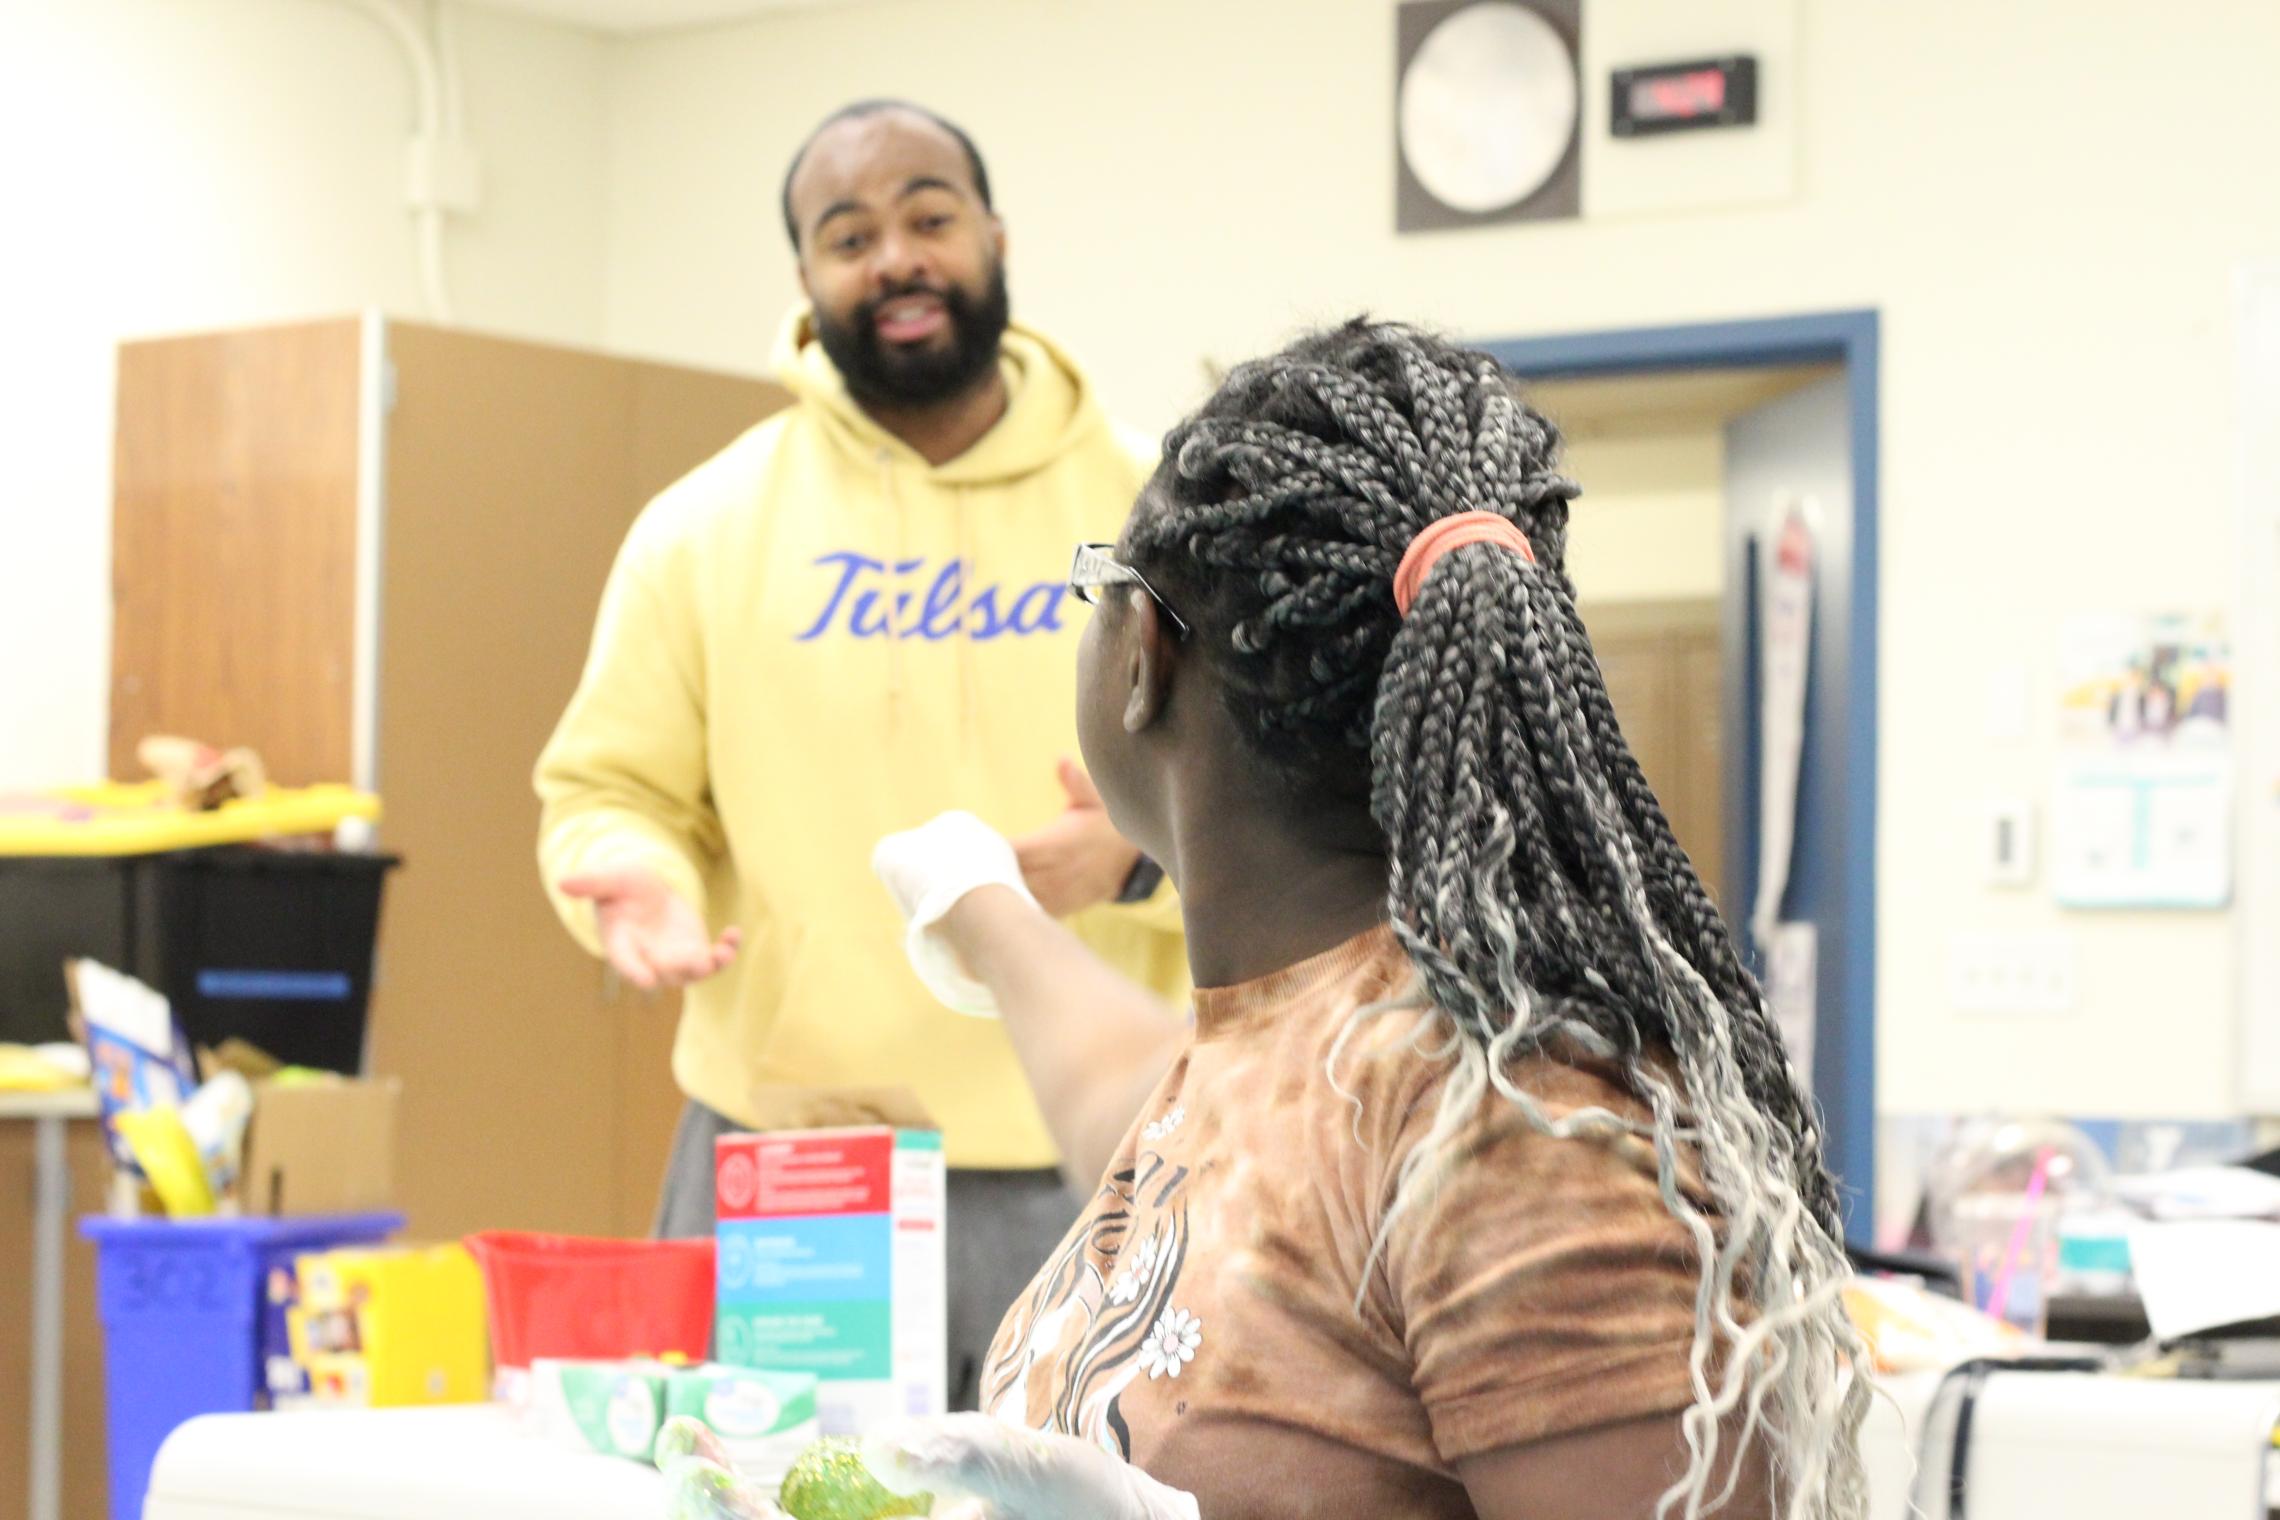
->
xmin=861 ymin=1413 xmax=1200 ymax=1520
xmin=872 ymin=812 xmax=1039 ymax=1018
xmin=656 ymin=1418 xmax=788 ymax=1519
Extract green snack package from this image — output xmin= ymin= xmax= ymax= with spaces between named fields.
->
xmin=555 ymin=1364 xmax=667 ymax=1462
xmin=776 ymin=1436 xmax=932 ymax=1520
xmin=661 ymin=1366 xmax=817 ymax=1479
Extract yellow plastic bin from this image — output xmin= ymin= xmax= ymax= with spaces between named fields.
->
xmin=0 ymin=782 xmax=380 ymax=857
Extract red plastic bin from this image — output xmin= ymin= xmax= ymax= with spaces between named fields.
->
xmin=464 ymin=1231 xmax=715 ymax=1369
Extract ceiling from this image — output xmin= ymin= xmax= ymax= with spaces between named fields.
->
xmin=464 ymin=0 xmax=871 ymax=36
xmin=1524 ymin=366 xmax=1838 ymax=439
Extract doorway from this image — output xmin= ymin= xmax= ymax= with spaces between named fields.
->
xmin=1486 ymin=314 xmax=1881 ymax=1235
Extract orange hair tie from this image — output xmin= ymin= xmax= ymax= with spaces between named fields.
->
xmin=1392 ymin=512 xmax=1536 ymax=617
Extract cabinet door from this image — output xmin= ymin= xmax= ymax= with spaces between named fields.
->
xmin=110 ymin=320 xmax=362 ymax=784
xmin=371 ymin=322 xmax=786 ymax=1239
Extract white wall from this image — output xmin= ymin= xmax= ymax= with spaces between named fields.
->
xmin=599 ymin=0 xmax=2280 ymax=1120
xmin=11 ymin=0 xmax=2275 ymax=1125
xmin=0 ymin=0 xmax=610 ymax=788
xmin=1561 ymin=429 xmax=1724 ymax=606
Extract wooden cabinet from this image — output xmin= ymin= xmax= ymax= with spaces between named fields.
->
xmin=1583 ymin=598 xmax=1727 ymax=910
xmin=107 ymin=316 xmax=788 ymax=1240
xmin=0 ymin=1115 xmax=109 ymax=1520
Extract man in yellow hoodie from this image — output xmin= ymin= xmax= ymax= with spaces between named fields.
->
xmin=533 ymin=100 xmax=1185 ymax=1409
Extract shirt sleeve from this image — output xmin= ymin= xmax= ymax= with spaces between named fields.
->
xmin=533 ymin=499 xmax=723 ymax=954
xmin=1378 ymin=1057 xmax=1711 ymax=1464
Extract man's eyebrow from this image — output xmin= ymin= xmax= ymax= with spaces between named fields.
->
xmin=898 ymin=176 xmax=965 ymax=202
xmin=809 ymin=198 xmax=865 ymax=238
xmin=808 ymin=178 xmax=965 ymax=240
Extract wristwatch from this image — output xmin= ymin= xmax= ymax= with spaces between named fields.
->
xmin=1116 ymin=854 xmax=1166 ymax=904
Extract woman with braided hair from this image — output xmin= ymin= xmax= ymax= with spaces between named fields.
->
xmin=675 ymin=319 xmax=1868 ymax=1520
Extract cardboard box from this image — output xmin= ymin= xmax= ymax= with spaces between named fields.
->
xmin=240 ymin=1076 xmax=399 ymax=1216
xmin=68 ymin=959 xmax=398 ymax=1218
xmin=713 ymin=1089 xmax=945 ymax=1434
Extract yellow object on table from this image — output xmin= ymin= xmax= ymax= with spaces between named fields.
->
xmin=113 ymin=1107 xmax=216 ymax=1218
xmin=0 ymin=1046 xmax=84 ymax=1094
xmin=1841 ymin=1275 xmax=2025 ymax=1373
xmin=0 ymin=781 xmax=380 ymax=857
xmin=287 ymin=1244 xmax=489 ymax=1408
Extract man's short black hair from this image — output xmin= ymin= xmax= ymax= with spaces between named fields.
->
xmin=780 ymin=99 xmax=993 ymax=250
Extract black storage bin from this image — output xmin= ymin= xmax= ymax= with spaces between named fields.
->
xmin=0 ymin=847 xmax=399 ymax=1071
xmin=0 ymin=857 xmax=155 ymax=1045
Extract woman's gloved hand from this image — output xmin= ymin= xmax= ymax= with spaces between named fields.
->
xmin=657 ymin=1418 xmax=787 ymax=1519
xmin=872 ymin=812 xmax=1039 ymax=1017
xmin=861 ymin=1413 xmax=1200 ymax=1520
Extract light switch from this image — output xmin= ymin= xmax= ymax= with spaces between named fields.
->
xmin=1988 ymin=799 xmax=2037 ymax=888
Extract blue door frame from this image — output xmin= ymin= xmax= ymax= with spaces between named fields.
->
xmin=1480 ymin=312 xmax=1881 ymax=1235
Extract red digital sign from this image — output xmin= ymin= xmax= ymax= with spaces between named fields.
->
xmin=1632 ymin=68 xmax=1728 ymax=122
xmin=1611 ymin=56 xmax=1757 ymax=138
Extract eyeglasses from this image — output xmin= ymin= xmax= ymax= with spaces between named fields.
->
xmin=1068 ymin=543 xmax=1191 ymax=639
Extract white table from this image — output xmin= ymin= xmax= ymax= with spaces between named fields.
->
xmin=147 ymin=1405 xmax=665 ymax=1519
xmin=2 ymin=1087 xmax=98 ymax=1520
xmin=144 ymin=1367 xmax=2280 ymax=1520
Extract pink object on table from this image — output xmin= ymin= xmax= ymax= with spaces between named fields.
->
xmin=1986 ymin=1147 xmax=2055 ymax=1326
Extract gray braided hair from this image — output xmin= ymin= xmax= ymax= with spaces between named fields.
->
xmin=1127 ymin=320 xmax=1867 ymax=1520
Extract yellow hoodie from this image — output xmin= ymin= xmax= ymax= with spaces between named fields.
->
xmin=536 ymin=310 xmax=1188 ymax=1169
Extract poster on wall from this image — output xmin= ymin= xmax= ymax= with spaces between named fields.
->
xmin=1766 ymin=921 xmax=1818 ymax=1079
xmin=2051 ymin=613 xmax=2233 ymax=908
xmin=1750 ymin=504 xmax=1816 ymax=947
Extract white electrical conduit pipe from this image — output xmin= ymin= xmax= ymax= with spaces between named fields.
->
xmin=429 ymin=0 xmax=465 ymax=317
xmin=313 ymin=0 xmax=458 ymax=322
xmin=434 ymin=0 xmax=465 ymax=139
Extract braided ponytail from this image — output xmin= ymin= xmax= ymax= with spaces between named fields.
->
xmin=1127 ymin=320 xmax=1866 ymax=1520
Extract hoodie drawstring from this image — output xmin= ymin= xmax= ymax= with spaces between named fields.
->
xmin=882 ymin=447 xmax=905 ymax=725
xmin=956 ymin=490 xmax=978 ymax=758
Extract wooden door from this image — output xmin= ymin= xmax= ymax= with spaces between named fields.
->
xmin=109 ymin=321 xmax=361 ymax=785
xmin=1583 ymin=599 xmax=1726 ymax=911
xmin=370 ymin=322 xmax=787 ymax=1240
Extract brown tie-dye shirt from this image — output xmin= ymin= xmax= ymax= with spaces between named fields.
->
xmin=981 ymin=924 xmax=1711 ymax=1519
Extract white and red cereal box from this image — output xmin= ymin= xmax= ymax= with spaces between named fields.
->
xmin=714 ymin=1125 xmax=945 ymax=1434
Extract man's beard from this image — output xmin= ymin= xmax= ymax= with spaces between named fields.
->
xmin=813 ymin=262 xmax=1011 ymax=410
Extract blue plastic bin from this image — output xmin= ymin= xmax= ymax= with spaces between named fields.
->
xmin=80 ymin=1212 xmax=403 ymax=1520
